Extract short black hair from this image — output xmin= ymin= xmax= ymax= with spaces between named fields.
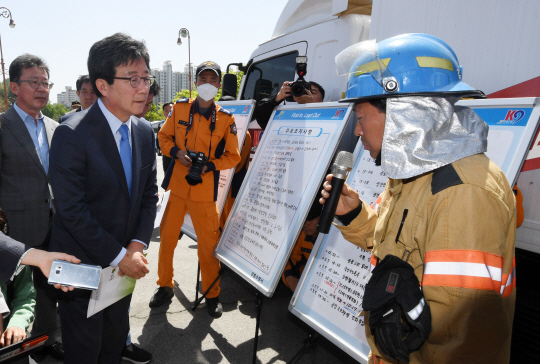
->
xmin=368 ymin=99 xmax=387 ymax=113
xmin=309 ymin=81 xmax=325 ymax=100
xmin=162 ymin=102 xmax=173 ymax=111
xmin=88 ymin=33 xmax=150 ymax=98
xmin=355 ymin=99 xmax=387 ymax=113
xmin=9 ymin=54 xmax=50 ymax=84
xmin=76 ymin=75 xmax=91 ymax=92
xmin=149 ymin=81 xmax=160 ymax=97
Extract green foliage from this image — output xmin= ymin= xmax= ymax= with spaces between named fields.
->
xmin=173 ymin=88 xmax=198 ymax=102
xmin=145 ymin=102 xmax=165 ymax=121
xmin=172 ymin=70 xmax=244 ymax=103
xmin=0 ymin=78 xmax=16 ymax=112
xmin=42 ymin=103 xmax=69 ymax=121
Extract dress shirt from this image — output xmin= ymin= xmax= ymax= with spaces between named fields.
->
xmin=14 ymin=103 xmax=49 ymax=174
xmin=97 ymin=99 xmax=147 ymax=268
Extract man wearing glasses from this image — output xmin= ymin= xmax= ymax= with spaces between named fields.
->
xmin=0 ymin=54 xmax=65 ymax=359
xmin=48 ymin=33 xmax=158 ymax=363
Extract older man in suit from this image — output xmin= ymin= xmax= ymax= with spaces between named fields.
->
xmin=59 ymin=75 xmax=97 ymax=124
xmin=0 ymin=54 xmax=66 ymax=357
xmin=49 ymin=33 xmax=158 ymax=363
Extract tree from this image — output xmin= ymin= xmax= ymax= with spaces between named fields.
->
xmin=145 ymin=102 xmax=165 ymax=121
xmin=42 ymin=103 xmax=69 ymax=121
xmin=172 ymin=70 xmax=244 ymax=102
xmin=0 ymin=78 xmax=16 ymax=112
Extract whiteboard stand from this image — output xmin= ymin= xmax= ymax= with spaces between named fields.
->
xmin=191 ymin=263 xmax=226 ymax=311
xmin=252 ymin=291 xmax=263 ymax=364
xmin=286 ymin=332 xmax=321 ymax=364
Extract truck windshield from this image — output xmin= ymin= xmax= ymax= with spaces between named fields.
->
xmin=241 ymin=52 xmax=298 ymax=101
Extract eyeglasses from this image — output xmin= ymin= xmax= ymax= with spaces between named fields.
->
xmin=113 ymin=75 xmax=155 ymax=88
xmin=18 ymin=80 xmax=54 ymax=90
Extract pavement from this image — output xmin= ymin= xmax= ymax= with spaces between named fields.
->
xmin=31 ymin=155 xmax=359 ymax=364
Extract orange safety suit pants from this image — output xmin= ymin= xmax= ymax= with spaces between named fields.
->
xmin=157 ymin=193 xmax=221 ymax=298
xmin=219 ymin=188 xmax=235 ymax=231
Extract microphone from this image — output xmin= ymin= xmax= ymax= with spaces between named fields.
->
xmin=317 ymin=151 xmax=354 ymax=234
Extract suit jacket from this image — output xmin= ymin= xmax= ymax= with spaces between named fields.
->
xmin=0 ymin=231 xmax=29 ymax=283
xmin=48 ymin=102 xmax=158 ymax=267
xmin=0 ymin=106 xmax=57 ymax=247
xmin=58 ymin=107 xmax=82 ymax=124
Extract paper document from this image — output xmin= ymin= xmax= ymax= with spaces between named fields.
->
xmin=87 ymin=266 xmax=136 ymax=318
xmin=154 ymin=190 xmax=171 ymax=228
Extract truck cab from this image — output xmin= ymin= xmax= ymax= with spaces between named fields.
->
xmin=231 ymin=0 xmax=371 ymax=153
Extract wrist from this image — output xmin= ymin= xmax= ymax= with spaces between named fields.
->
xmin=274 ymin=94 xmax=285 ymax=103
xmin=335 ymin=202 xmax=362 ymax=226
xmin=127 ymin=241 xmax=145 ymax=253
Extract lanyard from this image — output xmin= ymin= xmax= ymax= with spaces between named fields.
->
xmin=184 ymin=101 xmax=216 ymax=157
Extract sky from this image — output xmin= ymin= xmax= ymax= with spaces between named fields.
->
xmin=0 ymin=0 xmax=288 ymax=103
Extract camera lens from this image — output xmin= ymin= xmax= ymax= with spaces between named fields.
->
xmin=56 ymin=269 xmax=61 ymax=275
xmin=291 ymin=82 xmax=306 ymax=98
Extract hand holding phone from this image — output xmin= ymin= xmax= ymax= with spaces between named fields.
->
xmin=48 ymin=260 xmax=101 ymax=290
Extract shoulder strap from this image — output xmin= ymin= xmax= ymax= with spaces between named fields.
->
xmin=431 ymin=163 xmax=463 ymax=195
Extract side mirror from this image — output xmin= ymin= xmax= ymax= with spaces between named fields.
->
xmin=254 ymin=79 xmax=273 ymax=101
xmin=222 ymin=74 xmax=238 ymax=98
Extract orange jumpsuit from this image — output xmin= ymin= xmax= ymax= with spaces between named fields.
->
xmin=220 ymin=131 xmax=252 ymax=230
xmin=158 ymin=98 xmax=240 ymax=298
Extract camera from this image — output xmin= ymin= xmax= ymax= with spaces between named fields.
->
xmin=287 ymin=56 xmax=310 ymax=100
xmin=185 ymin=150 xmax=209 ymax=186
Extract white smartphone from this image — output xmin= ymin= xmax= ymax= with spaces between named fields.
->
xmin=48 ymin=260 xmax=102 ymax=290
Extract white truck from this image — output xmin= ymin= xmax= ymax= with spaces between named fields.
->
xmin=223 ymin=0 xmax=540 ymax=360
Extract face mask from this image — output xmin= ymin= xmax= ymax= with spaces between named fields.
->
xmin=197 ymin=83 xmax=218 ymax=101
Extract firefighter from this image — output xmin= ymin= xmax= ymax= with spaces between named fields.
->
xmin=321 ymin=34 xmax=516 ymax=363
xmin=152 ymin=61 xmax=240 ymax=318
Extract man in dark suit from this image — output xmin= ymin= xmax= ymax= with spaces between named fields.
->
xmin=59 ymin=75 xmax=97 ymax=123
xmin=49 ymin=33 xmax=157 ymax=364
xmin=0 ymin=54 xmax=65 ymax=357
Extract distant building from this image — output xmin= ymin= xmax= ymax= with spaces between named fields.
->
xmin=57 ymin=86 xmax=79 ymax=107
xmin=151 ymin=62 xmax=196 ymax=105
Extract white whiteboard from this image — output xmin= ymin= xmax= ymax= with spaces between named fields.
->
xmin=214 ymin=102 xmax=354 ymax=296
xmin=289 ymin=97 xmax=540 ymax=363
xmin=181 ymin=100 xmax=255 ymax=240
xmin=289 ymin=142 xmax=382 ymax=364
xmin=458 ymin=97 xmax=540 ymax=187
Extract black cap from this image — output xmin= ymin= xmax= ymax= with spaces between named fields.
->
xmin=196 ymin=61 xmax=221 ymax=79
xmin=71 ymin=101 xmax=81 ymax=106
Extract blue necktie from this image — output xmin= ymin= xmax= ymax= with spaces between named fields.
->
xmin=119 ymin=124 xmax=132 ymax=197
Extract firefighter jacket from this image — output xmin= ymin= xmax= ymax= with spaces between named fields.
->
xmin=158 ymin=98 xmax=241 ymax=202
xmin=337 ymin=153 xmax=516 ymax=364
xmin=282 ymin=231 xmax=315 ymax=284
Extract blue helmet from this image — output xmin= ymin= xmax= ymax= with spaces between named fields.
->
xmin=337 ymin=33 xmax=484 ymax=102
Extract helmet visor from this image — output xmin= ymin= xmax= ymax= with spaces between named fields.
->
xmin=335 ymin=39 xmax=395 ymax=89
